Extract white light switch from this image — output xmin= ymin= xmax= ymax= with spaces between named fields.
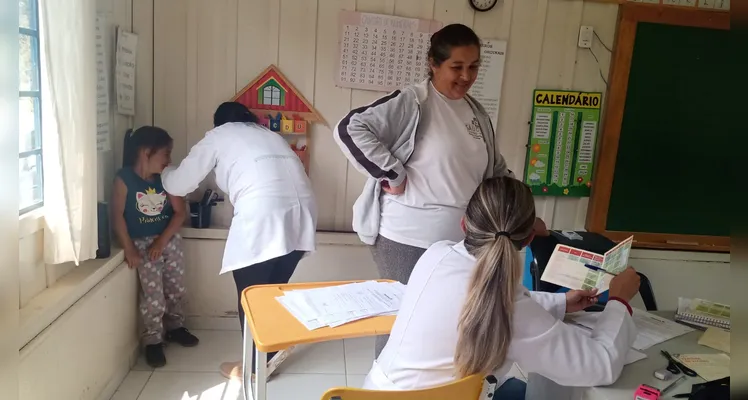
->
xmin=578 ymin=26 xmax=593 ymax=49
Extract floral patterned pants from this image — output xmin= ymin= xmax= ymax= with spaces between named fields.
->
xmin=133 ymin=234 xmax=186 ymax=345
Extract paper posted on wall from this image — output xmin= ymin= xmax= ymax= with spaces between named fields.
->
xmin=95 ymin=15 xmax=111 ymax=152
xmin=115 ymin=27 xmax=137 ymax=116
xmin=540 ymin=235 xmax=633 ymax=292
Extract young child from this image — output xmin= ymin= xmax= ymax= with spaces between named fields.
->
xmin=112 ymin=126 xmax=199 ymax=367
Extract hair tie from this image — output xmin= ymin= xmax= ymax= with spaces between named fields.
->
xmin=495 ymin=231 xmax=511 ymax=239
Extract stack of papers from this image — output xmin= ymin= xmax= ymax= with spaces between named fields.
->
xmin=276 ymin=281 xmax=406 ymax=330
xmin=567 ymin=323 xmax=648 ymax=365
xmin=698 ymin=328 xmax=730 ymax=353
xmin=566 ymin=308 xmax=694 ymax=350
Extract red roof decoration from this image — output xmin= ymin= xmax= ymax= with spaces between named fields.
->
xmin=232 ymin=65 xmax=325 ymax=125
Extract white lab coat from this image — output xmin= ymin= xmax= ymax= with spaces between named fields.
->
xmin=364 ymin=240 xmax=636 ymax=391
xmin=161 ymin=122 xmax=317 ymax=274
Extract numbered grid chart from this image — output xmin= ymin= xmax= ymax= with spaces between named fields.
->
xmin=337 ymin=11 xmax=442 ymax=92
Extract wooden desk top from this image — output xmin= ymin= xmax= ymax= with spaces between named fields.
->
xmin=241 ymin=280 xmax=396 ymax=352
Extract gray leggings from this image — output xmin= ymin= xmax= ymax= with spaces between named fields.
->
xmin=370 ymin=235 xmax=427 ymax=358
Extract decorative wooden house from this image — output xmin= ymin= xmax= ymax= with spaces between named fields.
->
xmin=232 ymin=65 xmax=325 ymax=174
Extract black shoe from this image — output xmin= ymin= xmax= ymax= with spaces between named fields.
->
xmin=145 ymin=344 xmax=166 ymax=368
xmin=166 ymin=327 xmax=200 ymax=347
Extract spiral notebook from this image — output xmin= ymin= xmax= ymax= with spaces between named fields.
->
xmin=675 ymin=298 xmax=730 ymax=331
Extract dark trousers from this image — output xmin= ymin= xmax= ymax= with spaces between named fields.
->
xmin=233 ymin=250 xmax=304 ymax=371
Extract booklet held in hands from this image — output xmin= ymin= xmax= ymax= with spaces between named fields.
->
xmin=540 ymin=236 xmax=633 ymax=292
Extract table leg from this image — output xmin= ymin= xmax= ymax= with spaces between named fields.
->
xmin=242 ymin=317 xmax=252 ymax=400
xmin=255 ymin=346 xmax=268 ymax=400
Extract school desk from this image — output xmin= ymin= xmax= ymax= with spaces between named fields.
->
xmin=527 ymin=311 xmax=725 ymax=400
xmin=240 ymin=280 xmax=396 ymax=400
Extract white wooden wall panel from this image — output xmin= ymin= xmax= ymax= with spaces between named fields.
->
xmin=132 ymin=0 xmax=153 ymax=128
xmin=145 ymin=0 xmax=620 ymax=233
xmin=312 ymin=0 xmax=355 ymax=229
xmin=154 ymin=0 xmax=188 ymax=162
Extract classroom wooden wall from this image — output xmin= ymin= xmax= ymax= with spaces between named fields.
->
xmin=127 ymin=0 xmax=618 ymax=232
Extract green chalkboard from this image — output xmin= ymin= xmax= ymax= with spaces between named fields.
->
xmin=606 ymin=22 xmax=730 ymax=237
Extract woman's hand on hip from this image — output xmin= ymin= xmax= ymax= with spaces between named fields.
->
xmin=382 ymin=178 xmax=407 ymax=195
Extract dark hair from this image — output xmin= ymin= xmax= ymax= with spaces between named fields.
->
xmin=427 ymin=24 xmax=481 ymax=78
xmin=213 ymin=101 xmax=259 ymax=127
xmin=122 ymin=126 xmax=173 ymax=167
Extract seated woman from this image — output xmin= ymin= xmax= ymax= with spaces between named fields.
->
xmin=363 ymin=176 xmax=641 ymax=398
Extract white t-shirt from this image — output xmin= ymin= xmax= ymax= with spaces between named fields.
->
xmin=379 ymin=84 xmax=489 ymax=249
xmin=363 ymin=241 xmax=636 ymax=391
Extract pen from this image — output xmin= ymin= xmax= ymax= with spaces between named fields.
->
xmin=583 ymin=264 xmax=618 ymax=276
xmin=661 ymin=375 xmax=688 ymax=396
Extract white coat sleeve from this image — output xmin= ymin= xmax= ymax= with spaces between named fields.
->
xmin=529 ymin=291 xmax=567 ymax=320
xmin=161 ymin=134 xmax=217 ymax=196
xmin=508 ymin=294 xmax=637 ymax=387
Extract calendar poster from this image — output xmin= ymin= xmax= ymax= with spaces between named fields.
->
xmin=336 ymin=11 xmax=442 ymax=92
xmin=524 ymin=90 xmax=602 ymax=197
xmin=467 ymin=39 xmax=507 ymax=130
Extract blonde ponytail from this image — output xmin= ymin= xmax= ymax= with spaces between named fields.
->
xmin=455 ymin=177 xmax=536 ymax=378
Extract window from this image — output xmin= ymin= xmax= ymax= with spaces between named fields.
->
xmin=19 ymin=0 xmax=43 ymax=214
xmin=262 ymin=85 xmax=281 ymax=106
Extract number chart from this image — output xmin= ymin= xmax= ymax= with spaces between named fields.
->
xmin=336 ymin=11 xmax=442 ymax=92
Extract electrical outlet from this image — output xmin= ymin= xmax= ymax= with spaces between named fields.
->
xmin=578 ymin=26 xmax=593 ymax=49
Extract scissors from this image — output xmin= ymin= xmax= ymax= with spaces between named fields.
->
xmin=661 ymin=350 xmax=698 ymax=377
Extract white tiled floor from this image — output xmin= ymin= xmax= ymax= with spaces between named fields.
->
xmin=111 ymin=329 xmax=527 ymax=400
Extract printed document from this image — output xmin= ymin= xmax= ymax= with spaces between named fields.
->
xmin=540 ymin=236 xmax=633 ymax=292
xmin=277 ymin=281 xmax=405 ymax=330
xmin=566 ymin=308 xmax=693 ymax=350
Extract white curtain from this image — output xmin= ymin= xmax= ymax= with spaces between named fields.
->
xmin=39 ymin=0 xmax=99 ymax=265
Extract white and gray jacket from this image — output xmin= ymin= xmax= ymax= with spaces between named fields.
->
xmin=333 ymin=79 xmax=514 ymax=245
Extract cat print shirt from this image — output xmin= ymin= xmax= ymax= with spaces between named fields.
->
xmin=117 ymin=167 xmax=174 ymax=239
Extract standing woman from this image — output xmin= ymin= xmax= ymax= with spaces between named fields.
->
xmin=160 ymin=102 xmax=318 ymax=380
xmin=333 ymin=24 xmax=548 ymax=357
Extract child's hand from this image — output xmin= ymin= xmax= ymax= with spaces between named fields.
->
xmin=124 ymin=248 xmax=142 ymax=269
xmin=147 ymin=237 xmax=167 ymax=261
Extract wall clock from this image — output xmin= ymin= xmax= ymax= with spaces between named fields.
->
xmin=469 ymin=0 xmax=498 ymax=12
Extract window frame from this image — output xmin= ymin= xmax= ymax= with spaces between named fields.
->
xmin=19 ymin=0 xmax=44 ymax=215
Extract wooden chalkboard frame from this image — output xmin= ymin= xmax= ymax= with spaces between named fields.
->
xmin=586 ymin=4 xmax=730 ymax=253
